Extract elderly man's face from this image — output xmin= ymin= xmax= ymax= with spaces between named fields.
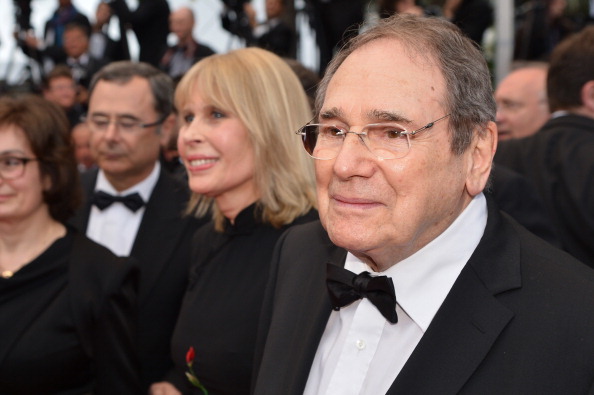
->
xmin=316 ymin=38 xmax=490 ymax=269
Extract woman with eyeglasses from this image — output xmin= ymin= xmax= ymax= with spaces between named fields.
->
xmin=0 ymin=94 xmax=141 ymax=393
xmin=149 ymin=47 xmax=317 ymax=395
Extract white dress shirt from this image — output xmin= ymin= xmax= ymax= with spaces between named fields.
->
xmin=86 ymin=162 xmax=160 ymax=257
xmin=304 ymin=193 xmax=488 ymax=395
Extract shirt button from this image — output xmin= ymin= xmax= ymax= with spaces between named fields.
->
xmin=356 ymin=339 xmax=366 ymax=350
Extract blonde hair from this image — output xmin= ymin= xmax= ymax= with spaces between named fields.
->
xmin=176 ymin=47 xmax=317 ymax=230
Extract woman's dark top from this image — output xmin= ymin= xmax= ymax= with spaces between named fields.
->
xmin=0 ymin=229 xmax=140 ymax=394
xmin=167 ymin=204 xmax=318 ymax=394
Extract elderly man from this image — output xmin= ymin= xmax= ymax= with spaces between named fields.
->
xmin=496 ymin=26 xmax=594 ymax=268
xmin=159 ymin=7 xmax=215 ymax=80
xmin=253 ymin=14 xmax=594 ymax=394
xmin=495 ymin=63 xmax=550 ymax=140
xmin=69 ymin=61 xmax=204 ymax=391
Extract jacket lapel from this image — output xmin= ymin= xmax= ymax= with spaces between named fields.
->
xmin=389 ymin=199 xmax=522 ymax=394
xmin=130 ymin=169 xmax=190 ymax=302
xmin=255 ymin=222 xmax=347 ymax=395
xmin=69 ymin=169 xmax=98 ymax=232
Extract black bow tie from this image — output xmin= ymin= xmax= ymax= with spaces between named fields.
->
xmin=326 ymin=263 xmax=398 ymax=324
xmin=90 ymin=190 xmax=145 ymax=212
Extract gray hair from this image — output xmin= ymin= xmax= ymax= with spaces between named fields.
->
xmin=315 ymin=14 xmax=495 ymax=155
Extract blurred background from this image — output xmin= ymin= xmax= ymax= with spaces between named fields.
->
xmin=1 ymin=0 xmax=593 ymax=93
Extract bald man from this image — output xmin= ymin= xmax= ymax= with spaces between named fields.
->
xmin=159 ymin=7 xmax=216 ymax=80
xmin=495 ymin=64 xmax=551 ymax=140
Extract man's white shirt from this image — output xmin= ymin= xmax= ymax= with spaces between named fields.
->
xmin=304 ymin=193 xmax=488 ymax=395
xmin=86 ymin=162 xmax=160 ymax=257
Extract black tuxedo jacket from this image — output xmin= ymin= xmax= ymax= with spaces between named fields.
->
xmin=253 ymin=197 xmax=594 ymax=394
xmin=495 ymin=114 xmax=594 ymax=268
xmin=69 ymin=167 xmax=204 ymax=391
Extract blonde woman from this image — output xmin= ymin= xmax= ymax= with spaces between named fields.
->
xmin=150 ymin=48 xmax=317 ymax=395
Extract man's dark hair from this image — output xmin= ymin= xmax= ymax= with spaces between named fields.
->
xmin=547 ymin=26 xmax=594 ymax=112
xmin=64 ymin=21 xmax=91 ymax=38
xmin=89 ymin=61 xmax=174 ymax=118
xmin=42 ymin=65 xmax=74 ymax=90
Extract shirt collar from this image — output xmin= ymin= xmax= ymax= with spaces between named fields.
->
xmin=551 ymin=110 xmax=570 ymax=119
xmin=95 ymin=161 xmax=161 ymax=203
xmin=67 ymin=53 xmax=89 ymax=66
xmin=345 ymin=193 xmax=487 ymax=331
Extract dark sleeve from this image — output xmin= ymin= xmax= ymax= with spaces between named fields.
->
xmin=488 ymin=165 xmax=560 ymax=247
xmin=109 ymin=0 xmax=168 ymax=29
xmin=452 ymin=0 xmax=493 ymax=44
xmin=93 ymin=258 xmax=140 ymax=393
xmin=251 ymin=226 xmax=287 ymax=392
xmin=69 ymin=235 xmax=142 ymax=394
xmin=257 ymin=24 xmax=295 ymax=57
xmin=162 ymin=367 xmax=190 ymax=393
xmin=494 ymin=139 xmax=526 ymax=172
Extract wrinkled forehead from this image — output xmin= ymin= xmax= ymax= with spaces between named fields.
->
xmin=322 ymin=39 xmax=447 ymax=122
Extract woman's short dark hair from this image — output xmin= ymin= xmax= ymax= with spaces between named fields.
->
xmin=0 ymin=94 xmax=81 ymax=222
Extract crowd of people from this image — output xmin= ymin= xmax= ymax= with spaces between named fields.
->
xmin=1 ymin=0 xmax=593 ymax=394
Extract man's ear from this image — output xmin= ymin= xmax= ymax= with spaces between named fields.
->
xmin=466 ymin=121 xmax=497 ymax=196
xmin=580 ymin=80 xmax=594 ymax=114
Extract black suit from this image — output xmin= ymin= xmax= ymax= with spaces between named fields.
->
xmin=253 ymin=197 xmax=594 ymax=394
xmin=495 ymin=114 xmax=594 ymax=268
xmin=108 ymin=0 xmax=170 ymax=67
xmin=0 ymin=230 xmax=140 ymax=393
xmin=488 ymin=164 xmax=559 ymax=246
xmin=252 ymin=20 xmax=295 ymax=58
xmin=69 ymin=167 xmax=205 ymax=391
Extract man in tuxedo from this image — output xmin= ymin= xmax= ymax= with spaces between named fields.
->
xmin=253 ymin=14 xmax=594 ymax=394
xmin=69 ymin=61 xmax=203 ymax=392
xmin=496 ymin=26 xmax=594 ymax=269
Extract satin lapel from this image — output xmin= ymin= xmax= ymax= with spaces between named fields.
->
xmin=129 ymin=170 xmax=190 ymax=302
xmin=281 ymin=246 xmax=348 ymax=394
xmin=389 ymin=199 xmax=522 ymax=394
xmin=68 ymin=169 xmax=98 ymax=232
xmin=255 ymin=222 xmax=347 ymax=395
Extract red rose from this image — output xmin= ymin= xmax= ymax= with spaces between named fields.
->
xmin=186 ymin=346 xmax=195 ymax=365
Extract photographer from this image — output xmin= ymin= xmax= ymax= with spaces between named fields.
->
xmin=16 ymin=0 xmax=90 ymax=76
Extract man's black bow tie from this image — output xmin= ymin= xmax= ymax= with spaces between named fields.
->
xmin=90 ymin=190 xmax=145 ymax=212
xmin=326 ymin=263 xmax=398 ymax=324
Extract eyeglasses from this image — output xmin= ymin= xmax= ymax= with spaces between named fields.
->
xmin=0 ymin=156 xmax=38 ymax=180
xmin=83 ymin=113 xmax=167 ymax=134
xmin=296 ymin=114 xmax=451 ymax=160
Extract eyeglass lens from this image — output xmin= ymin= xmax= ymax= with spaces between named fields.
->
xmin=300 ymin=124 xmax=411 ymax=160
xmin=0 ymin=157 xmax=28 ymax=180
